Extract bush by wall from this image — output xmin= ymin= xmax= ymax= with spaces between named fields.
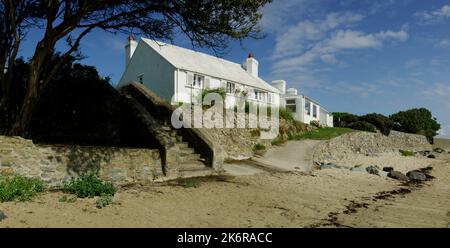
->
xmin=349 ymin=121 xmax=377 ymax=133
xmin=333 ymin=112 xmax=360 ymax=127
xmin=360 ymin=113 xmax=394 ymax=136
xmin=390 ymin=108 xmax=441 ymax=143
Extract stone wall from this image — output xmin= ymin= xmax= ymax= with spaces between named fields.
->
xmin=0 ymin=136 xmax=163 ymax=187
xmin=314 ymin=130 xmax=432 ymax=163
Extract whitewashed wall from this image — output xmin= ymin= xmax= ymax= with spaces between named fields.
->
xmin=118 ymin=43 xmax=175 ymax=100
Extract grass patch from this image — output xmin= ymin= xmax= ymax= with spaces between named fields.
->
xmin=0 ymin=175 xmax=45 ymax=202
xmin=179 ymin=178 xmax=200 ymax=188
xmin=271 ymin=137 xmax=285 ymax=146
xmin=289 ymin=127 xmax=356 ymax=140
xmin=253 ymin=143 xmax=267 ymax=151
xmin=59 ymin=194 xmax=77 ymax=203
xmin=399 ymin=149 xmax=414 ymax=156
xmin=63 ymin=173 xmax=116 ymax=198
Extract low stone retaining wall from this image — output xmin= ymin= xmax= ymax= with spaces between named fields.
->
xmin=0 ymin=136 xmax=163 ymax=187
xmin=314 ymin=131 xmax=432 ymax=162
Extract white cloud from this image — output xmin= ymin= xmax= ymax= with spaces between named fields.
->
xmin=260 ymin=0 xmax=313 ymax=33
xmin=272 ymin=12 xmax=364 ymax=59
xmin=423 ymin=83 xmax=450 ymax=97
xmin=272 ymin=23 xmax=409 ymax=74
xmin=415 ymin=5 xmax=450 ymax=24
xmin=436 ymin=39 xmax=450 ymax=47
xmin=404 ymin=59 xmax=423 ymax=68
xmin=326 ymin=81 xmax=381 ymax=98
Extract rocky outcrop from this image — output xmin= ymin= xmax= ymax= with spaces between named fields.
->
xmin=314 ymin=131 xmax=432 ymax=162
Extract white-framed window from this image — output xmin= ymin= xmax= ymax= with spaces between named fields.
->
xmin=313 ymin=105 xmax=318 ymax=118
xmin=187 ymin=73 xmax=204 ymax=88
xmin=286 ymin=98 xmax=296 ymax=113
xmin=305 ymin=101 xmax=311 ymax=115
xmin=226 ymin=82 xmax=235 ymax=94
xmin=193 ymin=74 xmax=204 ymax=88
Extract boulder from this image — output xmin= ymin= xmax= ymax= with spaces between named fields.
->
xmin=351 ymin=166 xmax=367 ymax=173
xmin=387 ymin=171 xmax=409 ymax=181
xmin=366 ymin=165 xmax=380 ymax=176
xmin=0 ymin=210 xmax=6 ymax=222
xmin=406 ymin=171 xmax=427 ymax=181
xmin=433 ymin=148 xmax=445 ymax=153
xmin=383 ymin=167 xmax=394 ymax=173
xmin=321 ymin=163 xmax=338 ymax=170
xmin=427 ymin=154 xmax=436 ymax=159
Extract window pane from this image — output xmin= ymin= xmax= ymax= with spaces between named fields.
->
xmin=286 ymin=99 xmax=296 ymax=104
xmin=305 ymin=101 xmax=311 ymax=115
xmin=287 ymin=105 xmax=296 ymax=113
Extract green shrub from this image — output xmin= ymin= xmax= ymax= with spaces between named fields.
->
xmin=360 ymin=113 xmax=394 ymax=136
xmin=0 ymin=175 xmax=45 ymax=202
xmin=63 ymin=173 xmax=116 ymax=198
xmin=333 ymin=112 xmax=359 ymax=127
xmin=253 ymin=143 xmax=266 ymax=151
xmin=349 ymin=121 xmax=377 ymax=133
xmin=279 ymin=108 xmax=294 ymax=122
xmin=179 ymin=178 xmax=200 ymax=188
xmin=271 ymin=137 xmax=285 ymax=146
xmin=95 ymin=195 xmax=114 ymax=209
xmin=399 ymin=149 xmax=414 ymax=156
xmin=202 ymin=88 xmax=226 ymax=103
xmin=390 ymin=108 xmax=441 ymax=143
xmin=310 ymin=120 xmax=321 ymax=128
xmin=59 ymin=194 xmax=77 ymax=203
xmin=289 ymin=127 xmax=356 ymax=140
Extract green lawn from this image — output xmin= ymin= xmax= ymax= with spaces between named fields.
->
xmin=290 ymin=127 xmax=356 ymax=140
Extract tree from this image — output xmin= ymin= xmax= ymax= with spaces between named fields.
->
xmin=360 ymin=113 xmax=394 ymax=136
xmin=390 ymin=108 xmax=441 ymax=143
xmin=0 ymin=0 xmax=41 ymax=130
xmin=1 ymin=0 xmax=271 ymax=137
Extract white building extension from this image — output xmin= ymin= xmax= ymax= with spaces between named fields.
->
xmin=118 ymin=37 xmax=280 ymax=108
xmin=272 ymin=80 xmax=334 ymax=127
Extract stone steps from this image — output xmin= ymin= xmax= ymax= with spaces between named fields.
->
xmin=177 ymin=142 xmax=189 ymax=149
xmin=178 ymin=167 xmax=215 ymax=178
xmin=180 ymin=153 xmax=201 ymax=162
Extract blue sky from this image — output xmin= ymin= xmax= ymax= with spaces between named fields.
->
xmin=18 ymin=0 xmax=450 ymax=137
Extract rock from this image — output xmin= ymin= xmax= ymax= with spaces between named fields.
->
xmin=433 ymin=148 xmax=445 ymax=153
xmin=0 ymin=210 xmax=6 ymax=222
xmin=427 ymin=154 xmax=436 ymax=159
xmin=383 ymin=167 xmax=394 ymax=173
xmin=321 ymin=163 xmax=338 ymax=170
xmin=406 ymin=171 xmax=427 ymax=181
xmin=366 ymin=165 xmax=380 ymax=176
xmin=351 ymin=166 xmax=367 ymax=173
xmin=379 ymin=171 xmax=389 ymax=178
xmin=387 ymin=171 xmax=409 ymax=181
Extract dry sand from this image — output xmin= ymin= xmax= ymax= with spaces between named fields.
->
xmin=1 ymin=153 xmax=449 ymax=227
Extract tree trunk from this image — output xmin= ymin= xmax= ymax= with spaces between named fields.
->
xmin=9 ymin=40 xmax=51 ymax=137
xmin=8 ymin=68 xmax=39 ymax=136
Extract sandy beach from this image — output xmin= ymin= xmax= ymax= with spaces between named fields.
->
xmin=1 ymin=149 xmax=448 ymax=227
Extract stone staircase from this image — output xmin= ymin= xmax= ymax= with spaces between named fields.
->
xmin=160 ymin=122 xmax=214 ymax=177
xmin=120 ymin=85 xmax=219 ymax=179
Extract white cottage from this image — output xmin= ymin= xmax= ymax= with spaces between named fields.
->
xmin=118 ymin=37 xmax=280 ymax=108
xmin=272 ymin=80 xmax=334 ymax=127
